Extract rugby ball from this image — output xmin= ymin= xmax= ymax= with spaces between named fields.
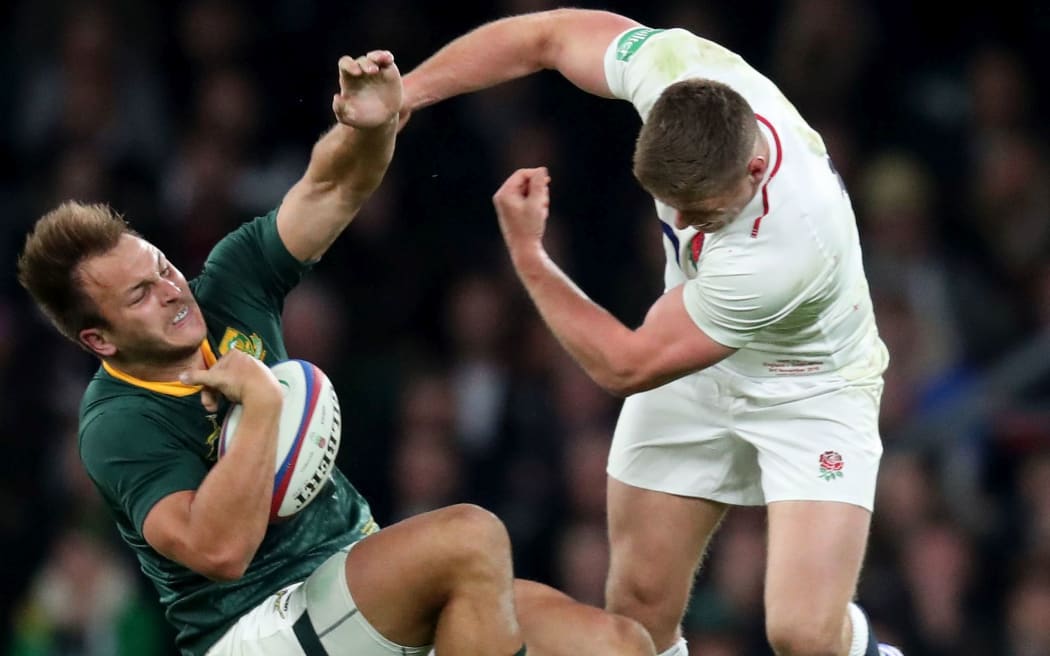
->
xmin=218 ymin=359 xmax=341 ymax=520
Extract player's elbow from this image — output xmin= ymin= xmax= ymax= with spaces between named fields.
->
xmin=196 ymin=546 xmax=252 ymax=582
xmin=598 ymin=343 xmax=688 ymax=397
xmin=595 ymin=358 xmax=656 ymax=398
xmin=603 ymin=375 xmax=658 ymax=398
xmin=180 ymin=534 xmax=257 ymax=582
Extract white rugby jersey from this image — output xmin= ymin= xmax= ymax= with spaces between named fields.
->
xmin=604 ymin=27 xmax=888 ymax=379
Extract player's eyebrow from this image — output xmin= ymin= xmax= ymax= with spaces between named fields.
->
xmin=122 ymin=249 xmax=164 ymax=298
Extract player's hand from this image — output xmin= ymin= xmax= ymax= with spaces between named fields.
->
xmin=492 ymin=167 xmax=551 ymax=250
xmin=332 ymin=50 xmax=402 ymax=129
xmin=180 ymin=350 xmax=282 ymax=413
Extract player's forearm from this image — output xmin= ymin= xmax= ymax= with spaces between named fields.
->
xmin=403 ymin=13 xmax=555 ymax=111
xmin=509 ymin=245 xmax=645 ymax=396
xmin=305 ymin=119 xmax=397 ymax=197
xmin=186 ymin=400 xmax=281 ymax=580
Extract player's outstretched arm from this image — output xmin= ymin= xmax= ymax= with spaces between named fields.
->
xmin=402 ymin=9 xmax=639 ymax=115
xmin=277 ymin=51 xmax=401 ymax=263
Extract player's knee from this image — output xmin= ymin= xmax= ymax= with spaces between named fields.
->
xmin=436 ymin=503 xmax=511 ymax=568
xmin=593 ymin=614 xmax=657 ymax=656
xmin=766 ymin=615 xmax=842 ymax=656
xmin=605 ymin=570 xmax=678 ymax=634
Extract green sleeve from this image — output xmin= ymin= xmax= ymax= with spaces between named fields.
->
xmin=80 ymin=411 xmax=208 ymax=534
xmin=196 ymin=209 xmax=313 ymax=312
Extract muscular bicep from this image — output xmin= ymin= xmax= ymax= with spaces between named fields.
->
xmin=142 ymin=490 xmax=202 ymax=570
xmin=542 ymin=9 xmax=641 ymax=97
xmin=626 ymin=285 xmax=736 ymax=391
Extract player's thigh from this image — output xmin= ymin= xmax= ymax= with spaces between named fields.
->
xmin=606 ymin=477 xmax=727 ymax=602
xmin=208 ymin=553 xmax=433 ymax=656
xmin=301 ymin=545 xmax=432 ymax=656
xmin=764 ymin=500 xmax=870 ymax=631
xmin=339 ymin=504 xmax=507 ymax=647
xmin=208 ymin=577 xmax=421 ymax=656
xmin=737 ymin=376 xmax=881 ymax=626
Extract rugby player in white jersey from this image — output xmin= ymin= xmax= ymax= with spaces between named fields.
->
xmin=401 ymin=9 xmax=902 ymax=656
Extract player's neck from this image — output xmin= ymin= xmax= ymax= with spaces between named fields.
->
xmin=105 ymin=347 xmax=208 ymax=383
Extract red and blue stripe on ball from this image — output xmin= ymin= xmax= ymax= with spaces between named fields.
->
xmin=270 ymin=360 xmax=323 ymax=519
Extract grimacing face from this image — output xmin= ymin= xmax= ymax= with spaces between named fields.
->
xmin=77 ymin=234 xmax=206 ymax=366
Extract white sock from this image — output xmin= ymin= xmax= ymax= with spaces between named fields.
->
xmin=657 ymin=637 xmax=688 ymax=656
xmin=847 ymin=602 xmax=870 ymax=656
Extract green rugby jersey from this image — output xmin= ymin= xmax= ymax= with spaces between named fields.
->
xmin=78 ymin=210 xmax=378 ymax=656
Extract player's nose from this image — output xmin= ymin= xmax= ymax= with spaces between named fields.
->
xmin=159 ymin=278 xmax=183 ymax=302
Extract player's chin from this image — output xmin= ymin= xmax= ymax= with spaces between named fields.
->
xmin=166 ymin=321 xmax=206 ymax=352
xmin=163 ymin=339 xmax=205 ymax=363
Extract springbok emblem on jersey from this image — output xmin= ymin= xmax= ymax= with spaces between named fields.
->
xmin=204 ymin=413 xmax=221 ymax=461
xmin=219 ymin=327 xmax=266 ymax=360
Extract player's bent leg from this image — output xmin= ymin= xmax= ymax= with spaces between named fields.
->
xmin=338 ymin=503 xmax=523 ymax=655
xmin=513 ymin=579 xmax=656 ymax=656
xmin=606 ymin=477 xmax=728 ymax=653
xmin=764 ymin=500 xmax=871 ymax=656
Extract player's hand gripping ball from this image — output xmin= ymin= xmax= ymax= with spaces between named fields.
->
xmin=219 ymin=360 xmax=341 ymax=521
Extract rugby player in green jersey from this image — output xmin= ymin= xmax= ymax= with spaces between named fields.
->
xmin=17 ymin=50 xmax=654 ymax=656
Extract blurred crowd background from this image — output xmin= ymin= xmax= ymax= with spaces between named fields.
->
xmin=1 ymin=0 xmax=1048 ymax=655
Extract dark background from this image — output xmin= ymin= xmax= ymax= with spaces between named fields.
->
xmin=2 ymin=1 xmax=1049 ymax=654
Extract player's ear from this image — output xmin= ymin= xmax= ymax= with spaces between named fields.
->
xmin=747 ymin=155 xmax=767 ymax=183
xmin=80 ymin=327 xmax=117 ymax=358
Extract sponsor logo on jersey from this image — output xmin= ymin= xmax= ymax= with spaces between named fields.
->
xmin=615 ymin=28 xmax=665 ymax=61
xmin=219 ymin=327 xmax=266 ymax=360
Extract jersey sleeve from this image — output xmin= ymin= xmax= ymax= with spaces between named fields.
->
xmin=603 ymin=27 xmax=751 ymax=118
xmin=681 ymin=246 xmax=812 ymax=348
xmin=197 ymin=209 xmax=312 ymax=312
xmin=80 ymin=410 xmax=208 ymax=534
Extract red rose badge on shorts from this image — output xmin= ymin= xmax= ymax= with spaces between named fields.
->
xmin=818 ymin=450 xmax=844 ymax=481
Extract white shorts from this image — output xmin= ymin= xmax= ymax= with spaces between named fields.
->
xmin=206 ymin=544 xmax=432 ymax=656
xmin=608 ymin=365 xmax=884 ymax=510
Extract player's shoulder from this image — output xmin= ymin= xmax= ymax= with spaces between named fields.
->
xmin=79 ymin=371 xmax=170 ymax=445
xmin=608 ymin=26 xmax=715 ymax=56
xmin=81 ymin=367 xmax=133 ymax=418
xmin=200 ymin=210 xmax=278 ymax=271
xmin=606 ymin=25 xmax=769 ymax=117
xmin=607 ymin=26 xmax=745 ymax=75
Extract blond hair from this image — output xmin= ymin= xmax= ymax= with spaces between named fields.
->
xmin=17 ymin=201 xmax=138 ymax=344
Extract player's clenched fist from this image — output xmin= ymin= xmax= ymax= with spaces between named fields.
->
xmin=493 ymin=167 xmax=552 ymax=249
xmin=332 ymin=50 xmax=402 ymax=129
xmin=180 ymin=350 xmax=282 ymax=412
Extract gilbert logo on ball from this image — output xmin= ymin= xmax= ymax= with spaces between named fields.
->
xmin=219 ymin=359 xmax=342 ymax=520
